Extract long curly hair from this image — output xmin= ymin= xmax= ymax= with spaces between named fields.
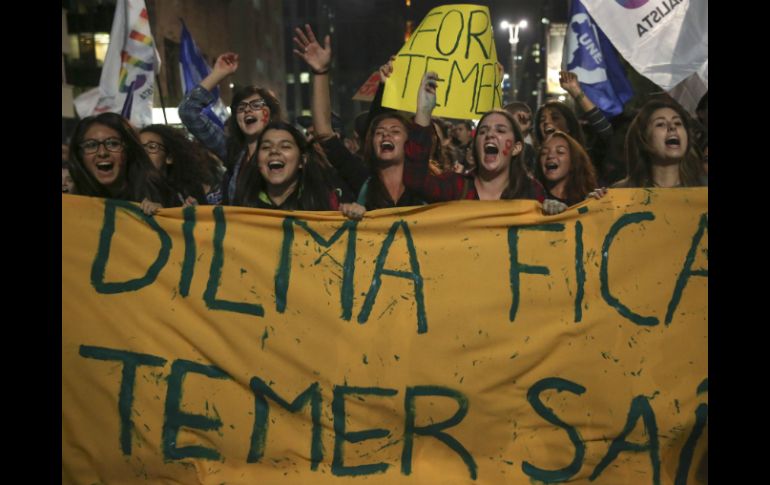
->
xmin=68 ymin=113 xmax=174 ymax=204
xmin=621 ymin=99 xmax=705 ymax=187
xmin=535 ymin=131 xmax=598 ymax=204
xmin=140 ymin=124 xmax=215 ymax=203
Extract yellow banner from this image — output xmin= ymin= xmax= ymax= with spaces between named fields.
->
xmin=382 ymin=4 xmax=503 ymax=119
xmin=63 ymin=190 xmax=707 ymax=485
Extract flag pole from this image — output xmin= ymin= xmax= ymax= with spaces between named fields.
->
xmin=155 ymin=73 xmax=169 ymax=125
xmin=145 ymin=2 xmax=167 ymax=125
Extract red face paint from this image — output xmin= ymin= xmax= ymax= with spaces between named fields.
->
xmin=503 ymin=139 xmax=513 ymax=157
xmin=261 ymin=110 xmax=270 ymax=125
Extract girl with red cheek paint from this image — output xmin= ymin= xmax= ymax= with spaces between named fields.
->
xmin=402 ymin=72 xmax=556 ymax=210
xmin=502 ymin=139 xmax=513 ymax=157
xmin=179 ymin=51 xmax=283 ymax=207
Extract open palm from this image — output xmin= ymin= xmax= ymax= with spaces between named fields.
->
xmin=293 ymin=24 xmax=331 ymax=72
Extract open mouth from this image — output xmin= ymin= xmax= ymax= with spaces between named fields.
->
xmin=545 ymin=162 xmax=559 ymax=171
xmin=267 ymin=160 xmax=285 ymax=170
xmin=543 ymin=127 xmax=556 ymax=136
xmin=380 ymin=141 xmax=395 ymax=153
xmin=96 ymin=162 xmax=114 ymax=172
xmin=484 ymin=143 xmax=499 ymax=155
xmin=665 ymin=137 xmax=680 ymax=147
xmin=245 ymin=115 xmax=257 ymax=125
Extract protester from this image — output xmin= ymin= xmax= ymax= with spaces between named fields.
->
xmin=239 ymin=121 xmax=349 ymax=210
xmin=403 ymin=72 xmax=562 ymax=212
xmin=139 ymin=124 xmax=225 ymax=206
xmin=179 ymin=52 xmax=281 ymax=206
xmin=536 ymin=131 xmax=606 ymax=206
xmin=67 ymin=112 xmax=174 ymax=214
xmin=613 ymin=99 xmax=707 ymax=188
xmin=293 ymin=25 xmax=425 ymax=220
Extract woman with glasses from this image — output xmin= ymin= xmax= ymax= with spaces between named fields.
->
xmin=139 ymin=125 xmax=225 ymax=206
xmin=178 ymin=52 xmax=282 ymax=207
xmin=67 ymin=113 xmax=175 ymax=214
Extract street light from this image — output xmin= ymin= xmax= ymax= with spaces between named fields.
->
xmin=500 ymin=19 xmax=527 ymax=101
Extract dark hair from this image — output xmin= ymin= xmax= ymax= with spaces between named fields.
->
xmin=534 ymin=101 xmax=585 ymax=147
xmin=503 ymin=101 xmax=532 ymax=115
xmin=474 ymin=109 xmax=534 ymax=200
xmin=68 ymin=113 xmax=174 ymax=204
xmin=535 ymin=131 xmax=598 ymax=204
xmin=620 ymin=99 xmax=705 ymax=188
xmin=240 ymin=121 xmax=339 ymax=210
xmin=140 ymin=124 xmax=216 ymax=203
xmin=362 ymin=112 xmax=411 ymax=209
xmin=225 ymin=85 xmax=282 ymax=168
xmin=453 ymin=119 xmax=474 ymax=131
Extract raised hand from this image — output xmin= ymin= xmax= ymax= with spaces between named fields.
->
xmin=558 ymin=70 xmax=582 ymax=98
xmin=379 ymin=55 xmax=396 ymax=81
xmin=415 ymin=71 xmax=439 ymax=126
xmin=293 ymin=24 xmax=331 ymax=73
xmin=213 ymin=53 xmax=239 ymax=77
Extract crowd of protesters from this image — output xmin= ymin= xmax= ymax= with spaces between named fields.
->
xmin=62 ymin=25 xmax=708 ymax=217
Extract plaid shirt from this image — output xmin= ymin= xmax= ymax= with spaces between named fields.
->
xmin=179 ymin=85 xmax=248 ymax=205
xmin=178 ymin=86 xmax=228 ymax=161
xmin=403 ymin=122 xmax=546 ymax=203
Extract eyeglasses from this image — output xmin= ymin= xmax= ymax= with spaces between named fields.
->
xmin=79 ymin=138 xmax=124 ymax=154
xmin=142 ymin=141 xmax=166 ymax=154
xmin=236 ymin=99 xmax=268 ymax=113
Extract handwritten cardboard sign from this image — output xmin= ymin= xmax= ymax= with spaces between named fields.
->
xmin=382 ymin=4 xmax=504 ymax=119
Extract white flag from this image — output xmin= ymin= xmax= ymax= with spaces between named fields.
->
xmin=73 ymin=0 xmax=159 ymax=127
xmin=580 ymin=0 xmax=707 ymax=93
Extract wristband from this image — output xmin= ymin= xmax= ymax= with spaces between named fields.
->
xmin=312 ymin=68 xmax=330 ymax=75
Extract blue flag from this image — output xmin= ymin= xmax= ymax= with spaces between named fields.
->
xmin=562 ymin=0 xmax=633 ymax=118
xmin=179 ymin=19 xmax=229 ymax=128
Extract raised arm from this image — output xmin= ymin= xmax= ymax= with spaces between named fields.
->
xmin=293 ymin=25 xmax=370 ymax=194
xmin=178 ymin=53 xmax=240 ymax=160
xmin=559 ymin=70 xmax=612 ymax=140
xmin=362 ymin=56 xmax=396 ymax=132
xmin=292 ymin=25 xmax=334 ymax=139
xmin=402 ymin=72 xmax=470 ymax=202
xmin=201 ymin=53 xmax=239 ymax=92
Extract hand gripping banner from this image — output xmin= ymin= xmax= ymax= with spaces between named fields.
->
xmin=63 ymin=189 xmax=707 ymax=484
